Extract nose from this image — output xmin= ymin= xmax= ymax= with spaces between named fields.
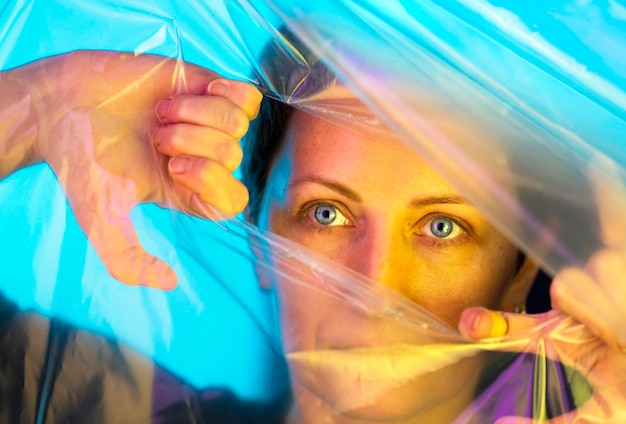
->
xmin=342 ymin=222 xmax=407 ymax=293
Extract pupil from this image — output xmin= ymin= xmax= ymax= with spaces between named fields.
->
xmin=315 ymin=205 xmax=336 ymax=225
xmin=431 ymin=218 xmax=452 ymax=237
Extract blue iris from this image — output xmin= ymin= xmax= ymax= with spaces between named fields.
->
xmin=430 ymin=217 xmax=453 ymax=237
xmin=314 ymin=205 xmax=337 ymax=225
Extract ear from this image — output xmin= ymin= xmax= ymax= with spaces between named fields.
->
xmin=497 ymin=256 xmax=541 ymax=313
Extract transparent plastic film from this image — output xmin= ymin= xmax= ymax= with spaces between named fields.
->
xmin=192 ymin=217 xmax=609 ymax=423
xmin=268 ymin=0 xmax=626 ymax=275
xmin=2 ymin=51 xmax=233 ymax=292
xmin=0 ymin=1 xmax=624 ymax=424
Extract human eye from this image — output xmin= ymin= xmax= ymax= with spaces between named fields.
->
xmin=418 ymin=215 xmax=467 ymax=246
xmin=306 ymin=203 xmax=352 ymax=227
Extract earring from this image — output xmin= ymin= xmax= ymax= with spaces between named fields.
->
xmin=513 ymin=303 xmax=527 ymax=314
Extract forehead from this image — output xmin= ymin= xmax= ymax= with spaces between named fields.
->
xmin=287 ymin=108 xmax=409 ymax=152
xmin=272 ymin=109 xmax=460 ymax=197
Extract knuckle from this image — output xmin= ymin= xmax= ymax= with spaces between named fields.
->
xmin=165 ymin=96 xmax=189 ymax=121
xmin=168 ymin=96 xmax=203 ymax=123
xmin=198 ymin=158 xmax=219 ymax=181
xmin=159 ymin=125 xmax=188 ymax=155
xmin=215 ymin=140 xmax=243 ymax=171
xmin=222 ymin=107 xmax=249 ymax=139
xmin=184 ymin=99 xmax=205 ymax=122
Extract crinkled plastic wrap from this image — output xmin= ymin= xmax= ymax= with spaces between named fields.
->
xmin=0 ymin=1 xmax=624 ymax=423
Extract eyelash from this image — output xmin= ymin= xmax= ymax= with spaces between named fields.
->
xmin=417 ymin=214 xmax=470 ymax=248
xmin=298 ymin=201 xmax=353 ymax=234
xmin=296 ymin=203 xmax=471 ymax=247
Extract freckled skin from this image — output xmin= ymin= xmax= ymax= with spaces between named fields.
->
xmin=261 ymin=110 xmax=521 ymax=327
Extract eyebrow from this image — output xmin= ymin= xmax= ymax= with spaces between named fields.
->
xmin=409 ymin=195 xmax=469 ymax=208
xmin=288 ymin=177 xmax=469 ymax=207
xmin=288 ymin=177 xmax=362 ymax=202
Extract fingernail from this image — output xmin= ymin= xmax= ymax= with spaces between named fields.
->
xmin=208 ymin=80 xmax=227 ymax=97
xmin=155 ymin=99 xmax=171 ymax=120
xmin=169 ymin=156 xmax=190 ymax=174
xmin=459 ymin=308 xmax=483 ymax=341
xmin=152 ymin=127 xmax=165 ymax=147
xmin=489 ymin=311 xmax=508 ymax=338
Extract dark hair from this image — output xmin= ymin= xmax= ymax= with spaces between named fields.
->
xmin=241 ymin=27 xmax=337 ymax=222
xmin=241 ymin=97 xmax=294 ymax=222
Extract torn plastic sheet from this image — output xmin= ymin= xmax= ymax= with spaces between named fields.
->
xmin=0 ymin=0 xmax=625 ymax=423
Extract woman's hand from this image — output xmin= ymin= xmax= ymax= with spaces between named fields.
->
xmin=458 ymin=155 xmax=626 ymax=423
xmin=459 ymin=261 xmax=626 ymax=423
xmin=459 ymin=254 xmax=626 ymax=423
xmin=459 ymin=246 xmax=626 ymax=349
xmin=460 ymin=305 xmax=626 ymax=423
xmin=2 ymin=50 xmax=262 ymax=289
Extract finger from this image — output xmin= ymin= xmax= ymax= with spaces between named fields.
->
xmin=207 ymin=78 xmax=263 ymax=120
xmin=168 ymin=155 xmax=249 ymax=217
xmin=155 ymin=95 xmax=250 ymax=139
xmin=458 ymin=307 xmax=508 ymax=340
xmin=169 ymin=64 xmax=262 ymax=118
xmin=458 ymin=307 xmax=560 ymax=341
xmin=153 ymin=123 xmax=243 ymax=171
xmin=551 ymin=267 xmax=626 ymax=350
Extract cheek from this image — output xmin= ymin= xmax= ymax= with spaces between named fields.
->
xmin=401 ymin=244 xmax=519 ymax=327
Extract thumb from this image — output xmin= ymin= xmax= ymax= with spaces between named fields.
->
xmin=84 ymin=212 xmax=178 ymax=290
xmin=458 ymin=307 xmax=561 ymax=341
xmin=67 ymin=183 xmax=178 ymax=290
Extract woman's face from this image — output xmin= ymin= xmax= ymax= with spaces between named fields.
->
xmin=259 ymin=110 xmax=521 ymax=326
xmin=256 ymin=110 xmax=524 ymax=422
